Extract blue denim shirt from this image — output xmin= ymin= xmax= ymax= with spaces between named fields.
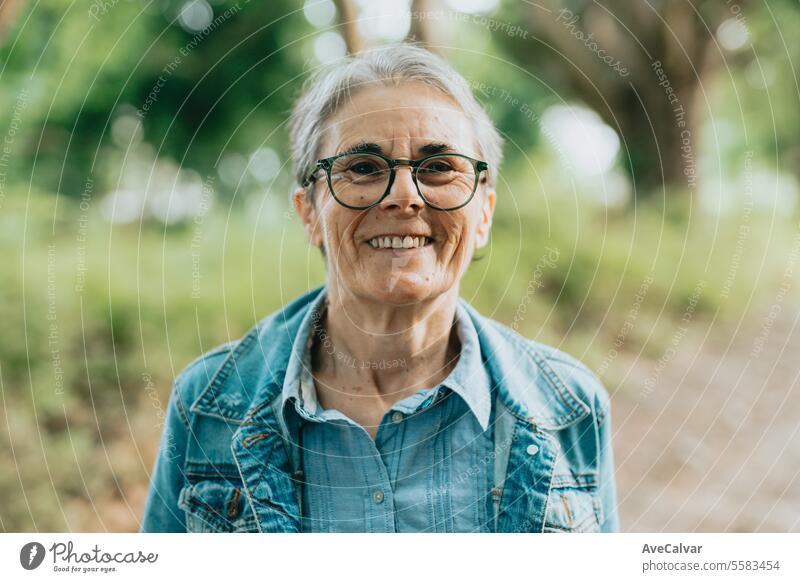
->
xmin=140 ymin=285 xmax=619 ymax=533
xmin=282 ymin=288 xmax=494 ymax=532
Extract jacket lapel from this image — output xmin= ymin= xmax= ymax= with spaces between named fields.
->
xmin=496 ymin=413 xmax=558 ymax=532
xmin=231 ymin=396 xmax=301 ymax=533
xmin=191 ymin=288 xmax=325 ymax=533
xmin=461 ymin=300 xmax=590 ymax=533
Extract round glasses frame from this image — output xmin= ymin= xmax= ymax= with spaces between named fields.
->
xmin=303 ymin=151 xmax=489 ymax=211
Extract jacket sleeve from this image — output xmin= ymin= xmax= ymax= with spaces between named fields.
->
xmin=139 ymin=375 xmax=190 ymax=532
xmin=596 ymin=393 xmax=619 ymax=532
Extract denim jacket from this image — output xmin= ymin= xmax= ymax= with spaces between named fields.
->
xmin=140 ymin=286 xmax=619 ymax=533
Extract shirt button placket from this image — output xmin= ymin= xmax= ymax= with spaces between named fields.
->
xmin=365 ymin=442 xmax=395 ymax=532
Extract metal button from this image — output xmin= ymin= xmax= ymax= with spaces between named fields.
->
xmin=372 ymin=489 xmax=385 ymax=504
xmin=526 ymin=444 xmax=539 ymax=456
xmin=391 ymin=411 xmax=404 ymax=424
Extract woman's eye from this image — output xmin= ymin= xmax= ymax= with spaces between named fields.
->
xmin=423 ymin=162 xmax=453 ymax=173
xmin=350 ymin=162 xmax=378 ymax=174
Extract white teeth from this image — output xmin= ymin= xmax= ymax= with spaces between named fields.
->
xmin=367 ymin=236 xmax=431 ymax=249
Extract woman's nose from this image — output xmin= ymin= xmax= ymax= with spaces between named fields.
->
xmin=378 ymin=166 xmax=424 ymax=213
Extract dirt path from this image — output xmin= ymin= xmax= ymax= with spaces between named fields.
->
xmin=611 ymin=303 xmax=800 ymax=532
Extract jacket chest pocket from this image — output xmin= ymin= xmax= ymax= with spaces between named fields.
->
xmin=178 ymin=480 xmax=259 ymax=533
xmin=544 ymin=476 xmax=603 ymax=533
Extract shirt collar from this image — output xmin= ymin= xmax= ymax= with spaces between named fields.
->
xmin=280 ymin=288 xmax=492 ymax=432
xmin=438 ymin=301 xmax=493 ymax=430
xmin=280 ymin=287 xmax=328 ymax=422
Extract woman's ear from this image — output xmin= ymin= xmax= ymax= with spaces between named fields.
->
xmin=292 ymin=187 xmax=324 ymax=249
xmin=474 ymin=188 xmax=496 ymax=249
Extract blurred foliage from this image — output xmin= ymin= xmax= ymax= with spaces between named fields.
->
xmin=1 ymin=0 xmax=303 ymax=198
xmin=1 ymin=0 xmax=798 ymax=200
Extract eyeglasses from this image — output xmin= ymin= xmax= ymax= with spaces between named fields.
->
xmin=303 ymin=151 xmax=488 ymax=211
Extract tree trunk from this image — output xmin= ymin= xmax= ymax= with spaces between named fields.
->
xmin=406 ymin=0 xmax=441 ymax=53
xmin=600 ymin=76 xmax=698 ymax=196
xmin=0 ymin=0 xmax=25 ymax=46
xmin=332 ymin=0 xmax=363 ymax=55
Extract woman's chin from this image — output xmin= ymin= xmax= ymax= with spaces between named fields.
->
xmin=366 ymin=273 xmax=438 ymax=306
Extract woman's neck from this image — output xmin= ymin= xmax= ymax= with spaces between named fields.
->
xmin=310 ymin=284 xmax=461 ymax=409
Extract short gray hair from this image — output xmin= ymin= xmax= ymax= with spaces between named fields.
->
xmin=288 ymin=44 xmax=503 ymax=193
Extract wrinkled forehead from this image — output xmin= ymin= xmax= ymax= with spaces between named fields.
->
xmin=317 ymin=81 xmax=481 ymax=159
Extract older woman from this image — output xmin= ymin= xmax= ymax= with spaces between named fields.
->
xmin=141 ymin=45 xmax=618 ymax=533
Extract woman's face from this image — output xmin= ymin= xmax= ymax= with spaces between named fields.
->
xmin=294 ymin=81 xmax=496 ymax=306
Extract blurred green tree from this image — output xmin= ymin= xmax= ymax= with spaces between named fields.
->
xmin=493 ymin=0 xmax=799 ymax=197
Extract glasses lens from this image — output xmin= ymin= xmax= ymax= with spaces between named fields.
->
xmin=415 ymin=155 xmax=477 ymax=209
xmin=329 ymin=153 xmax=390 ymax=208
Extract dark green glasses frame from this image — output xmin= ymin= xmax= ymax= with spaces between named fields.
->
xmin=303 ymin=151 xmax=489 ymax=211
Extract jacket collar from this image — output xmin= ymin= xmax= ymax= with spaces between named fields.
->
xmin=191 ymin=284 xmax=590 ymax=431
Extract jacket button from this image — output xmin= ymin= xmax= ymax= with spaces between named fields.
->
xmin=391 ymin=411 xmax=404 ymax=424
xmin=526 ymin=444 xmax=539 ymax=456
xmin=372 ymin=489 xmax=385 ymax=504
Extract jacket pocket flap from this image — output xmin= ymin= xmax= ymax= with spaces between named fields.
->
xmin=544 ymin=479 xmax=603 ymax=533
xmin=178 ymin=481 xmax=257 ymax=532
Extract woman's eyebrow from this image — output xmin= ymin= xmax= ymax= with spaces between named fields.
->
xmin=339 ymin=142 xmax=383 ymax=155
xmin=418 ymin=142 xmax=455 ymax=155
xmin=336 ymin=141 xmax=456 ymax=157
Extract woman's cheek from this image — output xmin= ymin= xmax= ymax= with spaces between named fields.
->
xmin=451 ymin=233 xmax=470 ymax=264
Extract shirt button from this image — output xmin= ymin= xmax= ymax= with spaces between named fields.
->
xmin=372 ymin=489 xmax=385 ymax=504
xmin=391 ymin=411 xmax=404 ymax=424
xmin=526 ymin=444 xmax=539 ymax=456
